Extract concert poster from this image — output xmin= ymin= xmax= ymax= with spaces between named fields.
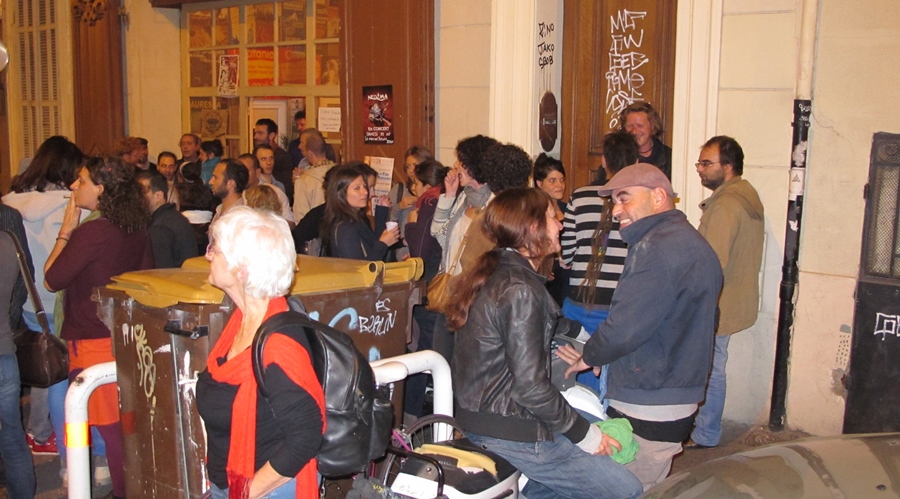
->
xmin=362 ymin=85 xmax=394 ymax=144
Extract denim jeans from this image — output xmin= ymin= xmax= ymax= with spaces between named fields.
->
xmin=690 ymin=334 xmax=730 ymax=446
xmin=209 ymin=477 xmax=297 ymax=499
xmin=561 ymin=299 xmax=609 ymax=409
xmin=466 ymin=432 xmax=642 ymax=499
xmin=0 ymin=353 xmax=37 ymax=498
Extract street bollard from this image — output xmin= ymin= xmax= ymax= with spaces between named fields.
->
xmin=65 ymin=361 xmax=117 ymax=499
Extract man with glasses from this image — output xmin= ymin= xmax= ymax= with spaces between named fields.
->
xmin=685 ymin=136 xmax=764 ymax=450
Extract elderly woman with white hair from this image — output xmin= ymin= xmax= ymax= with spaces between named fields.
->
xmin=196 ymin=206 xmax=325 ymax=499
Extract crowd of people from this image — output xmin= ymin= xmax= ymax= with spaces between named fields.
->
xmin=0 ymin=100 xmax=764 ymax=498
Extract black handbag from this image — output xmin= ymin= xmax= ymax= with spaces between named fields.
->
xmin=3 ymin=231 xmax=68 ymax=388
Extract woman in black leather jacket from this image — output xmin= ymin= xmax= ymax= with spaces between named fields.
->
xmin=442 ymin=188 xmax=642 ymax=499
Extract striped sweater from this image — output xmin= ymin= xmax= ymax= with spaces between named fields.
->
xmin=560 ymin=185 xmax=627 ymax=306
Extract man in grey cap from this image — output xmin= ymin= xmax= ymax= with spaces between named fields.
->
xmin=558 ymin=163 xmax=723 ymax=490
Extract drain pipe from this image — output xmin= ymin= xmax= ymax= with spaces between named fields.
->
xmin=769 ymin=0 xmax=819 ymax=432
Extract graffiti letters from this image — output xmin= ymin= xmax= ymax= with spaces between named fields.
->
xmin=605 ymin=10 xmax=648 ymax=130
xmin=874 ymin=312 xmax=900 ymax=340
xmin=537 ymin=21 xmax=555 ymax=69
xmin=310 ymin=299 xmax=397 ymax=337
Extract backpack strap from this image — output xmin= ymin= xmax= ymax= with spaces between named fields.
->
xmin=252 ymin=310 xmax=312 ymax=398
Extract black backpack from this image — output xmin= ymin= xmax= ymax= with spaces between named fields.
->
xmin=252 ymin=299 xmax=393 ymax=477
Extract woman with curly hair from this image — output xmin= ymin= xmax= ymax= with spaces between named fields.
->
xmin=44 ymin=155 xmax=154 ymax=499
xmin=320 ymin=163 xmax=400 ymax=261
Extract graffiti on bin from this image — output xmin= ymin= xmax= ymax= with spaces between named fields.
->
xmin=308 ymin=298 xmax=397 ymax=337
xmin=122 ymin=323 xmax=158 ymax=423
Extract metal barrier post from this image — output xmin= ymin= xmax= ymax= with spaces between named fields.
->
xmin=371 ymin=351 xmax=454 ymax=441
xmin=65 ymin=361 xmax=117 ymax=499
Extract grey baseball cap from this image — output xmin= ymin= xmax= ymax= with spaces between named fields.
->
xmin=597 ymin=163 xmax=676 ymax=198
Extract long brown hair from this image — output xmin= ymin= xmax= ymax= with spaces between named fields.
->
xmin=320 ymin=163 xmax=368 ymax=255
xmin=12 ymin=136 xmax=84 ymax=193
xmin=441 ymin=188 xmax=556 ymax=330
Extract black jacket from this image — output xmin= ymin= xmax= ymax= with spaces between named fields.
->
xmin=149 ymin=203 xmax=200 ymax=268
xmin=453 ymin=250 xmax=587 ymax=443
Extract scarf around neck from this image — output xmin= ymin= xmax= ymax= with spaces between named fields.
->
xmin=207 ymin=297 xmax=326 ymax=499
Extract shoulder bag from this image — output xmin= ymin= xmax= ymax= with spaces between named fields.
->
xmin=425 ymin=234 xmax=467 ymax=313
xmin=3 ymin=231 xmax=68 ymax=387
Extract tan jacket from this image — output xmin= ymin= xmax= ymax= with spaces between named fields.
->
xmin=698 ymin=176 xmax=764 ymax=336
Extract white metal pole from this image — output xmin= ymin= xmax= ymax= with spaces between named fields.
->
xmin=65 ymin=361 xmax=118 ymax=499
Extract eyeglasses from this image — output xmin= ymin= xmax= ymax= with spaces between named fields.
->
xmin=695 ymin=160 xmax=721 ymax=168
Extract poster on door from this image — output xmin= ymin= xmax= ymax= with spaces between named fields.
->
xmin=363 ymin=85 xmax=394 ymax=144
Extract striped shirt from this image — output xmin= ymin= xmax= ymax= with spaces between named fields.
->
xmin=560 ymin=185 xmax=627 ymax=306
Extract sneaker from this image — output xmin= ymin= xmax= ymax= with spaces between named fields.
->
xmin=94 ymin=455 xmax=112 ymax=487
xmin=30 ymin=432 xmax=59 ymax=455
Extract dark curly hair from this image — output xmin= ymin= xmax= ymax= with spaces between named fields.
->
xmin=455 ymin=135 xmax=498 ymax=185
xmin=533 ymin=153 xmax=565 ymax=183
xmin=481 ymin=143 xmax=532 ymax=194
xmin=12 ymin=136 xmax=84 ymax=193
xmin=83 ymin=156 xmax=149 ymax=233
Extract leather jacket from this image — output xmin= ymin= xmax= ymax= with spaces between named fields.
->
xmin=453 ymin=249 xmax=589 ymax=443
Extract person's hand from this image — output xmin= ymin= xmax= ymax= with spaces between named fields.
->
xmin=375 ymin=195 xmax=392 ymax=208
xmin=399 ymin=195 xmax=417 ymax=209
xmin=407 ymin=208 xmax=419 ymax=224
xmin=292 ymin=167 xmax=302 ymax=182
xmin=380 ymin=225 xmax=401 ymax=246
xmin=596 ymin=432 xmax=622 ymax=456
xmin=60 ymin=194 xmax=81 ymax=237
xmin=556 ymin=344 xmax=600 ymax=378
xmin=444 ymin=169 xmax=460 ymax=197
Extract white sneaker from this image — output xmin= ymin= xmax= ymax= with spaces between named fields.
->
xmin=94 ymin=455 xmax=112 ymax=487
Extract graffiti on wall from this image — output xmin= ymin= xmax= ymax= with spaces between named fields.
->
xmin=605 ymin=9 xmax=648 ymax=130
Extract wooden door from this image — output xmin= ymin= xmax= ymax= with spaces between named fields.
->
xmin=561 ymin=0 xmax=676 ymax=189
xmin=72 ymin=0 xmax=126 ymax=155
xmin=340 ymin=1 xmax=434 ymax=182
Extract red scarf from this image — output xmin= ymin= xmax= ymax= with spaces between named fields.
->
xmin=416 ymin=185 xmax=442 ymax=210
xmin=207 ymin=297 xmax=326 ymax=499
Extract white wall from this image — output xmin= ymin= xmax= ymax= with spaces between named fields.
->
xmin=787 ymin=0 xmax=900 ymax=435
xmin=122 ymin=0 xmax=183 ymax=160
xmin=435 ymin=0 xmax=493 ymax=165
xmin=673 ymin=0 xmax=800 ymax=427
xmin=716 ymin=0 xmax=799 ymax=427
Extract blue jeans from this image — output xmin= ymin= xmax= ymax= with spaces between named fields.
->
xmin=209 ymin=477 xmax=297 ymax=498
xmin=561 ymin=299 xmax=609 ymax=408
xmin=0 ymin=354 xmax=37 ymax=498
xmin=691 ymin=334 xmax=730 ymax=446
xmin=466 ymin=432 xmax=641 ymax=499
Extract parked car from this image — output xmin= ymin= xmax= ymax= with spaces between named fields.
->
xmin=644 ymin=433 xmax=900 ymax=498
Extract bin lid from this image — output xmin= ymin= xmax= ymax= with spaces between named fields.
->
xmin=107 ymin=256 xmax=423 ymax=308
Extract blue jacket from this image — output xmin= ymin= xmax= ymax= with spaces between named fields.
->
xmin=583 ymin=209 xmax=722 ymax=406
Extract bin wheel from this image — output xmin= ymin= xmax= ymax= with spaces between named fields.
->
xmin=378 ymin=414 xmax=465 ymax=488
